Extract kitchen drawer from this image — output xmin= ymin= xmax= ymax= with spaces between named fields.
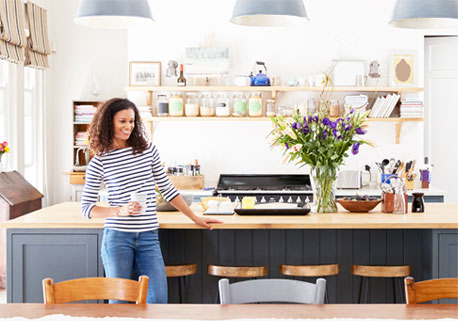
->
xmin=69 ymin=173 xmax=85 ymax=185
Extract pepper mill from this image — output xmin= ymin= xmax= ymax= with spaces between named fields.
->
xmin=412 ymin=193 xmax=425 ymax=213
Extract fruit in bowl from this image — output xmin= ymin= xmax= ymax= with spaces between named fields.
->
xmin=156 ymin=193 xmax=193 ymax=211
xmin=337 ymin=195 xmax=382 ymax=213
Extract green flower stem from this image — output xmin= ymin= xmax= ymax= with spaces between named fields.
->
xmin=313 ymin=167 xmax=338 ymax=213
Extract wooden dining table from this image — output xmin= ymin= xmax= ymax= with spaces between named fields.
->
xmin=0 ymin=304 xmax=457 ymax=319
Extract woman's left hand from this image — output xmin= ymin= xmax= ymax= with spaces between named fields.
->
xmin=192 ymin=216 xmax=223 ymax=230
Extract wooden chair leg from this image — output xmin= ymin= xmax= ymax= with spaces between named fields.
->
xmin=358 ymin=276 xmax=365 ymax=303
xmin=392 ymin=277 xmax=397 ymax=303
xmin=178 ymin=277 xmax=184 ymax=304
xmin=364 ymin=277 xmax=370 ymax=303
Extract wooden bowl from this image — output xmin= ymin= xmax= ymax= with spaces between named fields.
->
xmin=337 ymin=199 xmax=382 ymax=213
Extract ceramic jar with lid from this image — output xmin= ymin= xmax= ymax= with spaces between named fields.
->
xmin=169 ymin=92 xmax=184 ymax=116
xmin=185 ymin=93 xmax=200 ymax=117
xmin=200 ymin=93 xmax=215 ymax=117
xmin=215 ymin=93 xmax=231 ymax=117
xmin=232 ymin=92 xmax=247 ymax=117
xmin=248 ymin=92 xmax=263 ymax=117
xmin=156 ymin=94 xmax=169 ymax=116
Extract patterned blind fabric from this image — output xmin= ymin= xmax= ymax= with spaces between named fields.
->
xmin=25 ymin=2 xmax=50 ymax=69
xmin=0 ymin=0 xmax=27 ymax=63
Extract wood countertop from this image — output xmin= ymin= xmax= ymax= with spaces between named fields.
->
xmin=0 ymin=304 xmax=456 ymax=320
xmin=1 ymin=202 xmax=457 ymax=229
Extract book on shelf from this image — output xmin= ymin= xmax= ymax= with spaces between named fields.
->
xmin=369 ymin=94 xmax=400 ymax=118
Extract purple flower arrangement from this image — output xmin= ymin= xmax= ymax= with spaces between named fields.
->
xmin=269 ymin=108 xmax=372 ymax=212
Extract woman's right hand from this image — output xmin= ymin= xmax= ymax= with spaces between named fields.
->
xmin=116 ymin=201 xmax=142 ymax=217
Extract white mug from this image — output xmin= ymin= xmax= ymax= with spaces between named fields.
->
xmin=131 ymin=192 xmax=148 ymax=214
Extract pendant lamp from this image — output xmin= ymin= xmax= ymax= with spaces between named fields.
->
xmin=231 ymin=0 xmax=309 ymax=26
xmin=389 ymin=0 xmax=458 ymax=29
xmin=74 ymin=0 xmax=154 ymax=29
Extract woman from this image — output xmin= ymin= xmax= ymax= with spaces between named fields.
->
xmin=81 ymin=98 xmax=221 ymax=303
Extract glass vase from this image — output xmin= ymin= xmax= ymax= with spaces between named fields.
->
xmin=0 ymin=155 xmax=3 ymax=173
xmin=311 ymin=166 xmax=338 ymax=213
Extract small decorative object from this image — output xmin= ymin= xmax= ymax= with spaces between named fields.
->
xmin=332 ymin=60 xmax=365 ymax=86
xmin=166 ymin=60 xmax=178 ymax=77
xmin=129 ymin=61 xmax=161 ymax=86
xmin=390 ymin=51 xmax=417 ymax=87
xmin=411 ymin=192 xmax=425 ymax=213
xmin=269 ymin=72 xmax=373 ymax=213
xmin=0 ymin=141 xmax=11 ymax=172
xmin=368 ymin=60 xmax=381 ymax=78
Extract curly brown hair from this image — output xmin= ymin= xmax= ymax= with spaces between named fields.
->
xmin=89 ymin=98 xmax=148 ymax=155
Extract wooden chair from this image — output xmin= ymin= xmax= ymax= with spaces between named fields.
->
xmin=351 ymin=264 xmax=411 ymax=303
xmin=218 ymin=277 xmax=326 ymax=304
xmin=165 ymin=264 xmax=197 ymax=303
xmin=405 ymin=276 xmax=458 ymax=304
xmin=42 ymin=276 xmax=149 ymax=304
xmin=280 ymin=264 xmax=339 ymax=303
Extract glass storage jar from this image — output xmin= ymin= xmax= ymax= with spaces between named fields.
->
xmin=185 ymin=93 xmax=200 ymax=117
xmin=200 ymin=93 xmax=215 ymax=117
xmin=265 ymin=99 xmax=276 ymax=117
xmin=330 ymin=100 xmax=340 ymax=117
xmin=232 ymin=92 xmax=247 ymax=117
xmin=215 ymin=93 xmax=231 ymax=117
xmin=248 ymin=92 xmax=263 ymax=117
xmin=156 ymin=94 xmax=169 ymax=116
xmin=169 ymin=92 xmax=184 ymax=116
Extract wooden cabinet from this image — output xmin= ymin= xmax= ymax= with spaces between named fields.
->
xmin=124 ymin=86 xmax=424 ymax=144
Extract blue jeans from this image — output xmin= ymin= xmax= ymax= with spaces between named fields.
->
xmin=101 ymin=229 xmax=167 ymax=304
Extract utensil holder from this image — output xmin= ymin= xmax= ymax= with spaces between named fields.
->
xmin=382 ymin=192 xmax=408 ymax=213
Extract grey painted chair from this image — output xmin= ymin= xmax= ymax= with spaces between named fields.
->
xmin=218 ymin=278 xmax=326 ymax=304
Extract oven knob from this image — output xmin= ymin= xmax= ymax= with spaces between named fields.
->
xmin=287 ymin=196 xmax=293 ymax=203
xmin=261 ymin=196 xmax=266 ymax=203
xmin=279 ymin=197 xmax=284 ymax=203
xmin=235 ymin=196 xmax=240 ymax=203
xmin=254 ymin=197 xmax=257 ymax=203
xmin=296 ymin=196 xmax=301 ymax=203
xmin=269 ymin=197 xmax=276 ymax=203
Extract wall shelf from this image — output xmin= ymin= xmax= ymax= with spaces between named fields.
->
xmin=126 ymin=86 xmax=424 ymax=145
xmin=125 ymin=85 xmax=424 ymax=104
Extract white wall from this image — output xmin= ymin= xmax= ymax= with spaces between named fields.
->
xmin=47 ymin=0 xmax=432 ymax=203
xmin=47 ymin=0 xmax=127 ymax=204
xmin=127 ymin=0 xmax=425 ymax=187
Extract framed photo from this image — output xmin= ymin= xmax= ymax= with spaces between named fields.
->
xmin=389 ymin=51 xmax=417 ymax=87
xmin=332 ymin=60 xmax=365 ymax=86
xmin=129 ymin=61 xmax=161 ymax=86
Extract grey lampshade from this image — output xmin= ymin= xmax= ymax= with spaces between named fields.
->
xmin=74 ymin=0 xmax=154 ymax=29
xmin=231 ymin=0 xmax=309 ymax=26
xmin=389 ymin=0 xmax=458 ymax=29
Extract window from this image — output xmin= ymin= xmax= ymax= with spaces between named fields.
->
xmin=0 ymin=60 xmax=8 ymax=145
xmin=23 ymin=66 xmax=44 ymax=190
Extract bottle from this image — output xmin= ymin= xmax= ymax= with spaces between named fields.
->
xmin=177 ymin=64 xmax=186 ymax=87
xmin=248 ymin=92 xmax=263 ymax=117
xmin=194 ymin=159 xmax=201 ymax=176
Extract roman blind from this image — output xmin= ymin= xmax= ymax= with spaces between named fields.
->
xmin=24 ymin=1 xmax=50 ymax=69
xmin=0 ymin=0 xmax=27 ymax=63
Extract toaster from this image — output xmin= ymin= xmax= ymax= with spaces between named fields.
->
xmin=336 ymin=171 xmax=362 ymax=189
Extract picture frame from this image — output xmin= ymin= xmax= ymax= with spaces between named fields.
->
xmin=129 ymin=61 xmax=161 ymax=86
xmin=389 ymin=51 xmax=417 ymax=87
xmin=332 ymin=60 xmax=365 ymax=86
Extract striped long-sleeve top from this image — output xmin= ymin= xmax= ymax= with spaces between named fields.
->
xmin=81 ymin=143 xmax=179 ymax=232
